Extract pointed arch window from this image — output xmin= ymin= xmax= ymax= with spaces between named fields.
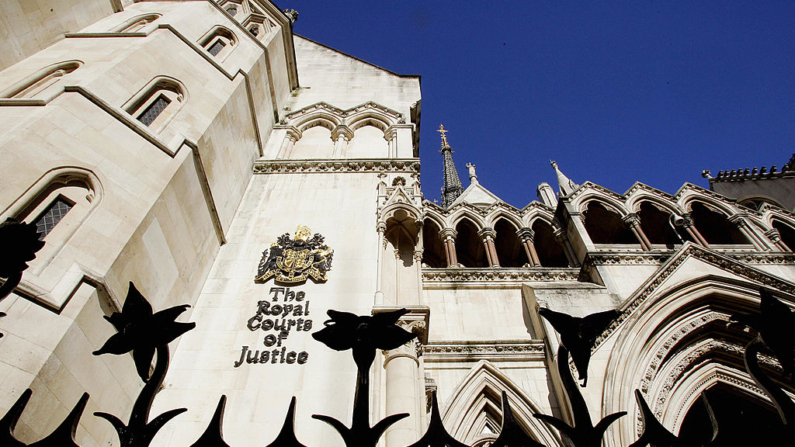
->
xmin=198 ymin=27 xmax=237 ymax=60
xmin=123 ymin=77 xmax=187 ymax=132
xmin=1 ymin=168 xmax=102 ymax=271
xmin=115 ymin=13 xmax=161 ymax=33
xmin=2 ymin=61 xmax=81 ymax=99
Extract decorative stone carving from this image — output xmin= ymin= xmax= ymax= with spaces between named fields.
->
xmin=422 ymin=267 xmax=579 ymax=283
xmin=253 ymin=159 xmax=421 ymax=174
xmin=422 ymin=340 xmax=544 ymax=362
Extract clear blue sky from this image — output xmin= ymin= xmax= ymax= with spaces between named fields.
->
xmin=286 ymin=1 xmax=795 ymax=208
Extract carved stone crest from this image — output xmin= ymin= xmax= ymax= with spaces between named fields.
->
xmin=255 ymin=226 xmax=333 ymax=284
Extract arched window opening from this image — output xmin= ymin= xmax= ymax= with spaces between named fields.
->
xmin=248 ymin=25 xmax=260 ymax=37
xmin=679 ymin=385 xmax=784 ymax=445
xmin=226 ymin=5 xmax=238 ymax=16
xmin=3 ymin=61 xmax=80 ymax=99
xmin=288 ymin=125 xmax=333 ymax=158
xmin=531 ymin=220 xmax=568 ymax=267
xmin=455 ymin=219 xmax=487 ymax=268
xmin=690 ymin=202 xmax=749 ymax=245
xmin=583 ymin=201 xmax=637 ymax=245
xmin=422 ymin=219 xmax=445 ymax=268
xmin=123 ymin=77 xmax=186 ymax=132
xmin=198 ymin=27 xmax=236 ymax=59
xmin=116 ymin=14 xmax=160 ymax=33
xmin=347 ymin=124 xmax=388 ymax=158
xmin=494 ymin=219 xmax=527 ymax=267
xmin=2 ymin=169 xmax=101 ymax=270
xmin=772 ymin=220 xmax=795 ymax=251
xmin=637 ymin=201 xmax=692 ymax=247
xmin=738 ymin=196 xmax=784 ymax=211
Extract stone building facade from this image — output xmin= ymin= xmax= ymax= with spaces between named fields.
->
xmin=0 ymin=1 xmax=793 ymax=447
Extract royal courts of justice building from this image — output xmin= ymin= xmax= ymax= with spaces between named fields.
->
xmin=1 ymin=1 xmax=795 ymax=446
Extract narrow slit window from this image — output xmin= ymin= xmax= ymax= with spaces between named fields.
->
xmin=138 ymin=95 xmax=171 ymax=126
xmin=208 ymin=39 xmax=226 ymax=56
xmin=35 ymin=197 xmax=73 ymax=240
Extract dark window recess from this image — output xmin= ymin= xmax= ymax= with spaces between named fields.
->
xmin=208 ymin=40 xmax=226 ymax=56
xmin=137 ymin=95 xmax=170 ymax=126
xmin=35 ymin=197 xmax=73 ymax=240
xmin=249 ymin=26 xmax=259 ymax=36
xmin=226 ymin=7 xmax=237 ymax=16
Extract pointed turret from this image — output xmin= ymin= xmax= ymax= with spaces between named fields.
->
xmin=551 ymin=160 xmax=579 ymax=197
xmin=438 ymin=124 xmax=464 ymax=208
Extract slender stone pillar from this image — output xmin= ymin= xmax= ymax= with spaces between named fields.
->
xmin=331 ymin=125 xmax=353 ymax=158
xmin=729 ymin=214 xmax=770 ymax=250
xmin=440 ymin=228 xmax=458 ymax=267
xmin=554 ymin=228 xmax=579 ymax=267
xmin=622 ymin=213 xmax=652 ymax=251
xmin=375 ymin=222 xmax=386 ymax=305
xmin=682 ymin=213 xmax=709 ymax=247
xmin=380 ymin=308 xmax=429 ymax=447
xmin=276 ymin=129 xmax=299 ymax=159
xmin=385 ymin=127 xmax=397 ymax=158
xmin=765 ymin=228 xmax=791 ymax=251
xmin=517 ymin=227 xmax=540 ymax=266
xmin=478 ymin=227 xmax=499 ymax=267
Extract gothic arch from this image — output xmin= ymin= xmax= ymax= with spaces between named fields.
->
xmin=122 ymin=76 xmax=188 ymax=133
xmin=579 ymin=196 xmax=629 ymax=217
xmin=0 ymin=60 xmax=82 ymax=99
xmin=626 ymin=193 xmax=683 ymax=215
xmin=0 ymin=167 xmax=103 ymax=270
xmin=679 ymin=193 xmax=736 ymax=216
xmin=295 ymin=115 xmax=339 ymax=133
xmin=448 ymin=208 xmax=486 ymax=232
xmin=422 ymin=209 xmax=447 ymax=234
xmin=485 ymin=209 xmax=523 ymax=230
xmin=603 ymin=276 xmax=789 ymax=447
xmin=572 ymin=190 xmax=629 ymax=217
xmin=113 ymin=13 xmax=161 ymax=33
xmin=347 ymin=114 xmax=391 ymax=132
xmin=197 ymin=25 xmax=238 ymax=61
xmin=441 ymin=361 xmax=560 ymax=447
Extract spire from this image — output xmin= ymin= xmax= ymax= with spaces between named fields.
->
xmin=550 ymin=160 xmax=579 ymax=196
xmin=439 ymin=124 xmax=464 ymax=208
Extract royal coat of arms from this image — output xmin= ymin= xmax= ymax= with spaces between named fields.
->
xmin=255 ymin=226 xmax=334 ymax=284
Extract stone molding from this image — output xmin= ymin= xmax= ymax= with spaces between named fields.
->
xmin=592 ymin=243 xmax=795 ymax=353
xmin=423 ymin=340 xmax=544 ymax=362
xmin=253 ymin=158 xmax=421 ymax=174
xmin=422 ymin=268 xmax=579 ymax=284
xmin=584 ymin=250 xmax=795 ymax=268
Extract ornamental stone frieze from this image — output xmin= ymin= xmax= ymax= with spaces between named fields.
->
xmin=422 ymin=267 xmax=579 ymax=284
xmin=253 ymin=159 xmax=421 ymax=174
xmin=423 ymin=340 xmax=545 ymax=362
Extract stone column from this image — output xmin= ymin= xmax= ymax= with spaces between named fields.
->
xmin=622 ymin=213 xmax=652 ymax=251
xmin=478 ymin=227 xmax=500 ymax=267
xmin=682 ymin=213 xmax=709 ymax=247
xmin=517 ymin=227 xmax=540 ymax=266
xmin=385 ymin=127 xmax=397 ymax=158
xmin=440 ymin=228 xmax=458 ymax=267
xmin=554 ymin=228 xmax=579 ymax=267
xmin=765 ymin=229 xmax=791 ymax=251
xmin=375 ymin=222 xmax=386 ymax=305
xmin=331 ymin=125 xmax=353 ymax=158
xmin=381 ymin=308 xmax=429 ymax=447
xmin=729 ymin=214 xmax=770 ymax=250
xmin=276 ymin=131 xmax=298 ymax=159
